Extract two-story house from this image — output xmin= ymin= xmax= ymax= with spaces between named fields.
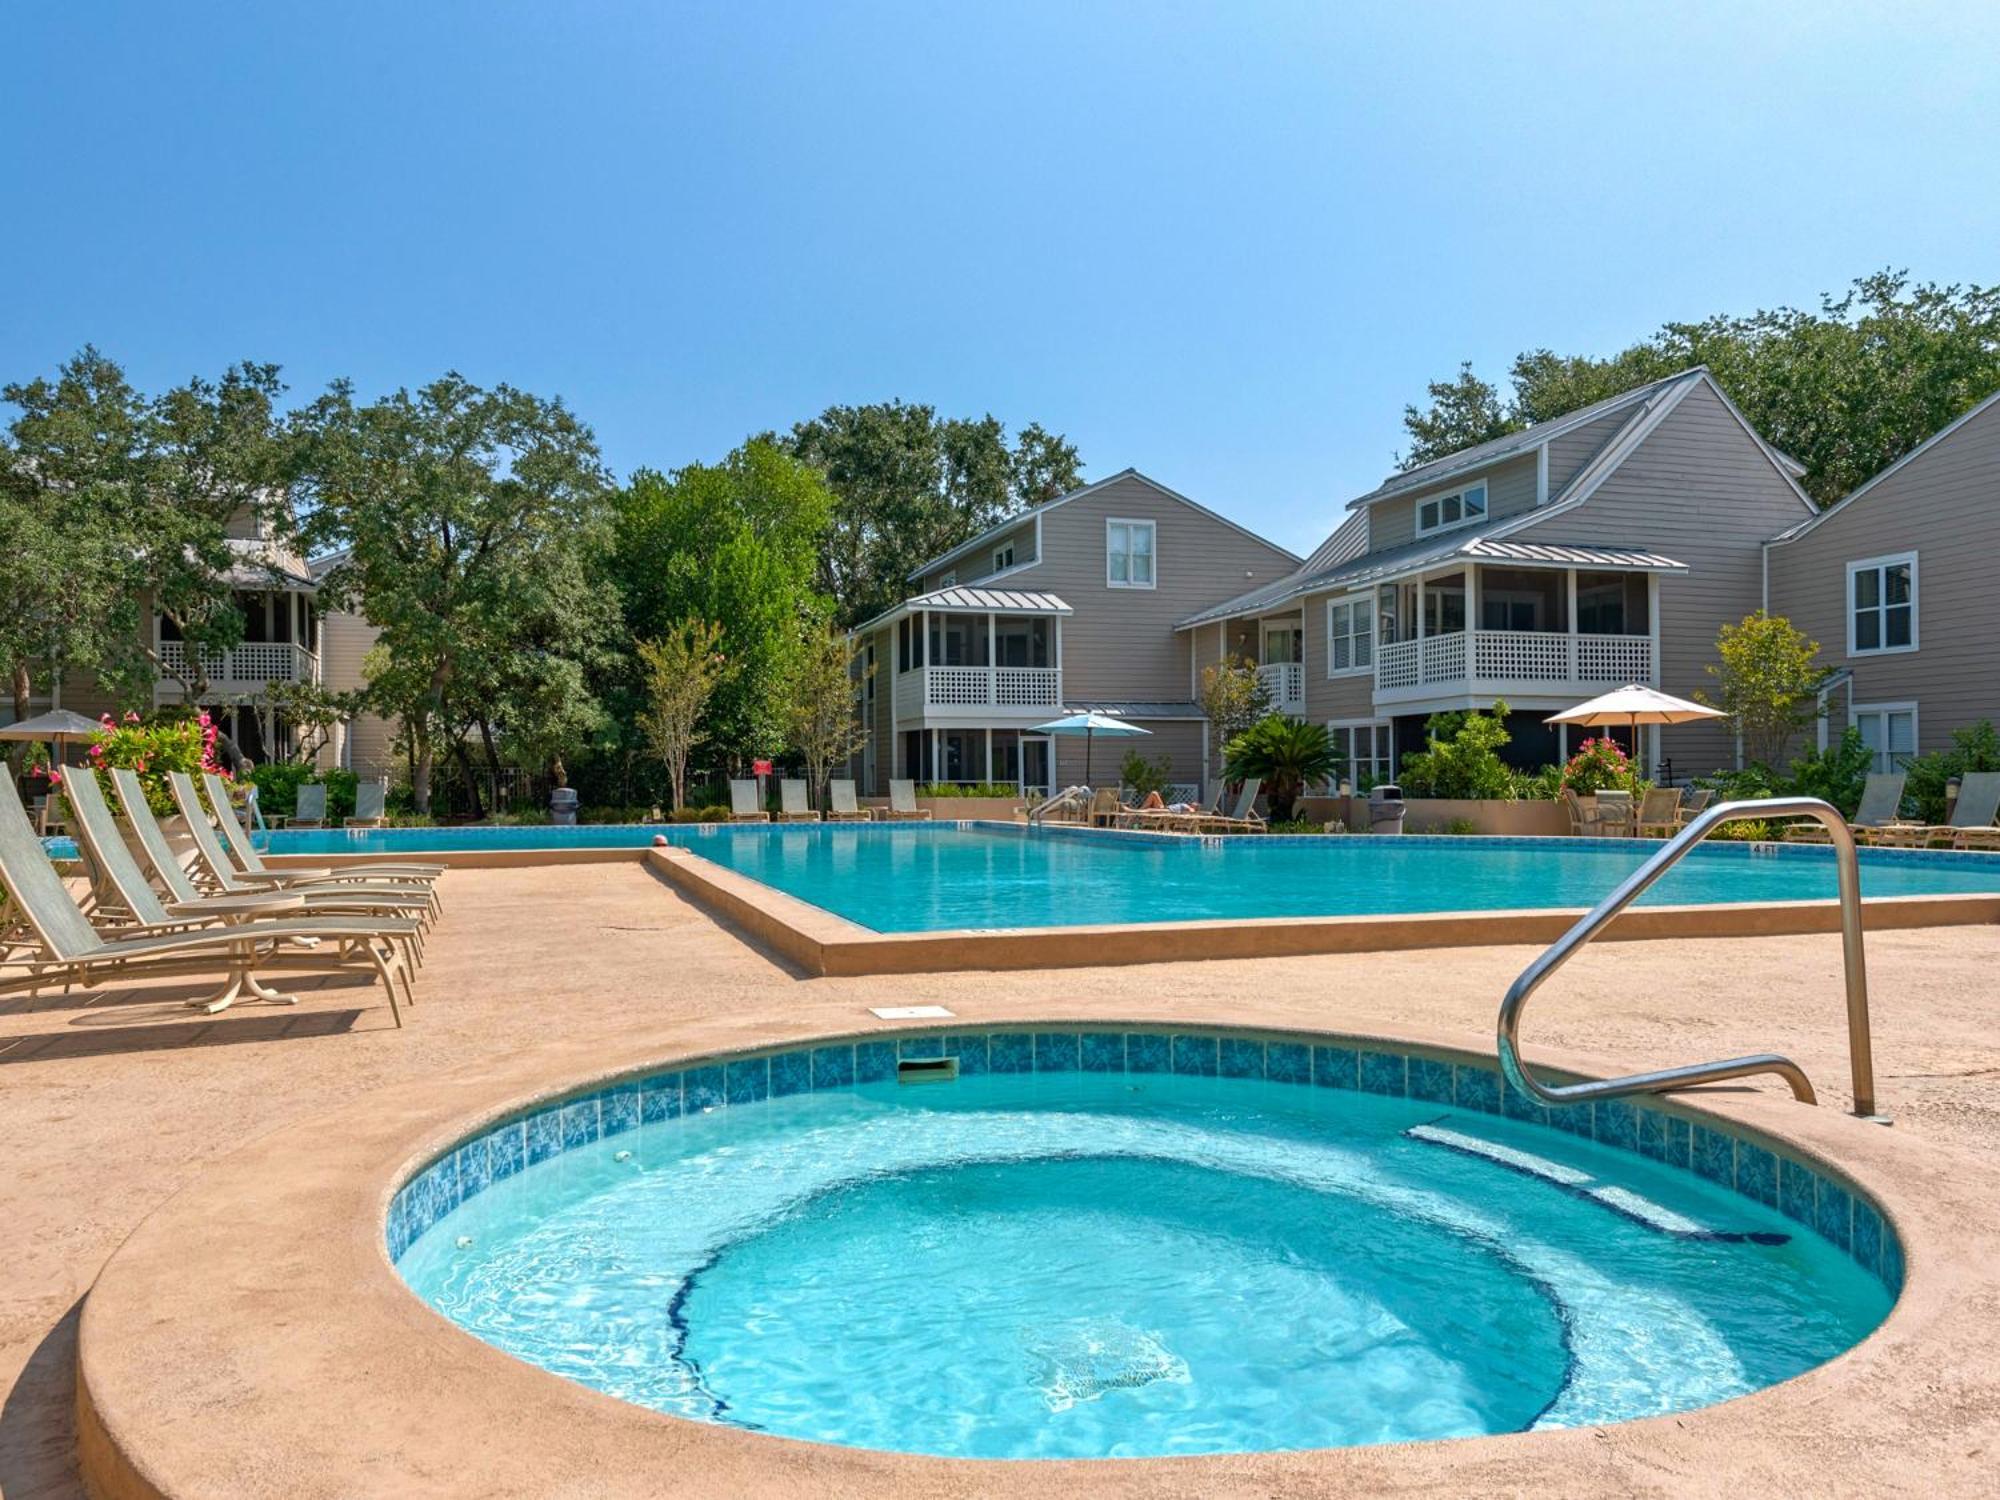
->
xmin=1766 ymin=386 xmax=2000 ymax=772
xmin=848 ymin=469 xmax=1299 ymax=796
xmin=1177 ymin=368 xmax=1818 ymax=783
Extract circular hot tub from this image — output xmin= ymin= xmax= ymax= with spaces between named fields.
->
xmin=388 ymin=1029 xmax=1896 ymax=1460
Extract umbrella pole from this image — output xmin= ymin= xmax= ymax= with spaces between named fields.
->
xmin=1085 ymin=727 xmax=1093 ymax=787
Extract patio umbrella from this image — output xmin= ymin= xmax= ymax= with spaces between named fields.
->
xmin=0 ymin=708 xmax=105 ymax=764
xmin=1031 ymin=710 xmax=1150 ymax=786
xmin=1545 ymin=684 xmax=1724 ymax=771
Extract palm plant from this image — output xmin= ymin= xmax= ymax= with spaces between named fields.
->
xmin=1224 ymin=715 xmax=1341 ymax=820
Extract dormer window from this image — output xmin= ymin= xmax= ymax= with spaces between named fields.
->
xmin=1414 ymin=481 xmax=1488 ymax=538
xmin=938 ymin=570 xmax=957 ymax=587
xmin=992 ymin=542 xmax=1015 ymax=573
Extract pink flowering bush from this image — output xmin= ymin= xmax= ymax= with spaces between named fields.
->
xmin=1559 ymin=736 xmax=1639 ymax=796
xmin=85 ymin=710 xmax=228 ymax=817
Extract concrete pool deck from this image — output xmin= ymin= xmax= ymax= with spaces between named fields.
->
xmin=6 ymin=862 xmax=2000 ymax=1496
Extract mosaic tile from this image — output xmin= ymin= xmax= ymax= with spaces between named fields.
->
xmin=1852 ymin=1200 xmax=1884 ymax=1279
xmin=810 ymin=1046 xmax=854 ymax=1090
xmin=599 ymin=1083 xmax=641 ymax=1137
xmin=1079 ymin=1032 xmax=1125 ymax=1072
xmin=561 ymin=1099 xmax=600 ymax=1151
xmin=1312 ymin=1045 xmax=1357 ymax=1090
xmin=1126 ymin=1032 xmax=1171 ymax=1074
xmin=854 ymin=1041 xmax=898 ymax=1083
xmin=1219 ymin=1037 xmax=1265 ymax=1080
xmin=1735 ymin=1141 xmax=1778 ymax=1207
xmin=489 ymin=1120 xmax=527 ymax=1179
xmin=454 ymin=1137 xmax=493 ymax=1198
xmin=725 ymin=1058 xmax=769 ymax=1105
xmin=1882 ymin=1229 xmax=1905 ymax=1295
xmin=1171 ymin=1034 xmax=1218 ymax=1077
xmin=1501 ymin=1081 xmax=1549 ymax=1127
xmin=1265 ymin=1040 xmax=1310 ymax=1085
xmin=525 ymin=1104 xmax=566 ymax=1164
xmin=1663 ymin=1115 xmax=1691 ymax=1168
xmin=1453 ymin=1065 xmax=1501 ymax=1114
xmin=1035 ymin=1032 xmax=1081 ymax=1072
xmin=640 ymin=1073 xmax=682 ymax=1124
xmin=897 ymin=1035 xmax=944 ymax=1060
xmin=1779 ymin=1158 xmax=1817 ymax=1227
xmin=1595 ymin=1099 xmax=1638 ymax=1153
xmin=1691 ymin=1126 xmax=1735 ymax=1189
xmin=770 ymin=1050 xmax=813 ymax=1097
xmin=988 ymin=1032 xmax=1034 ymax=1074
xmin=1814 ymin=1178 xmax=1853 ymax=1253
xmin=943 ymin=1034 xmax=989 ymax=1075
xmin=683 ymin=1064 xmax=726 ymax=1112
xmin=1358 ymin=1050 xmax=1407 ymax=1097
xmin=1548 ymin=1098 xmax=1594 ymax=1137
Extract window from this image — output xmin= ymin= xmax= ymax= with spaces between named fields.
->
xmin=897 ymin=617 xmax=913 ymax=673
xmin=1852 ymin=703 xmax=1917 ymax=774
xmin=938 ymin=570 xmax=957 ymax=587
xmin=1414 ymin=481 xmax=1487 ymax=538
xmin=1107 ymin=519 xmax=1156 ymax=588
xmin=992 ymin=542 xmax=1015 ymax=573
xmin=1329 ymin=719 xmax=1395 ymax=789
xmin=1848 ymin=553 xmax=1917 ymax=655
xmin=1325 ymin=597 xmax=1373 ymax=675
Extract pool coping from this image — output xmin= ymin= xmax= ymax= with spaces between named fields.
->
xmin=74 ymin=1011 xmax=2000 ymax=1499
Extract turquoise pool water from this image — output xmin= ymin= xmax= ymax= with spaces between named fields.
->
xmin=396 ymin=1064 xmax=1889 ymax=1458
xmin=265 ymin=821 xmax=2000 ymax=933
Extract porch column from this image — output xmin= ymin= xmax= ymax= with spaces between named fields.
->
xmin=1646 ymin=574 xmax=1662 ymax=686
xmin=930 ymin=729 xmax=939 ymax=783
xmin=1565 ymin=569 xmax=1580 ymax=681
xmin=986 ymin=610 xmax=995 ymax=704
xmin=984 ymin=728 xmax=993 ymax=784
xmin=1415 ymin=576 xmax=1426 ymax=684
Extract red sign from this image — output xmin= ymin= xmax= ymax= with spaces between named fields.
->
xmin=752 ymin=759 xmax=773 ymax=777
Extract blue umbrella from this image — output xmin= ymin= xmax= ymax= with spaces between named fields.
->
xmin=1031 ymin=711 xmax=1150 ymax=786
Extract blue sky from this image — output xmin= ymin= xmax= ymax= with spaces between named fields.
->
xmin=4 ymin=3 xmax=1996 ymax=555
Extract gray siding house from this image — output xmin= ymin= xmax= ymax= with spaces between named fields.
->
xmin=849 ymin=469 xmax=1298 ymax=795
xmin=1177 ymin=368 xmax=1818 ymax=783
xmin=1766 ymin=387 xmax=2000 ymax=771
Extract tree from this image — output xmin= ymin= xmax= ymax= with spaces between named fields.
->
xmin=611 ymin=441 xmax=832 ymax=768
xmin=1398 ymin=271 xmax=2000 ymax=503
xmin=1397 ymin=702 xmax=1516 ymax=799
xmin=1224 ymin=715 xmax=1341 ymax=820
xmin=784 ymin=402 xmax=1084 ymax=625
xmin=261 ymin=679 xmax=366 ymax=766
xmin=295 ymin=373 xmax=613 ymax=815
xmin=1199 ymin=656 xmax=1274 ymax=752
xmin=783 ymin=629 xmax=872 ymax=810
xmin=1698 ymin=612 xmax=1830 ymax=769
xmin=635 ymin=621 xmax=729 ymax=810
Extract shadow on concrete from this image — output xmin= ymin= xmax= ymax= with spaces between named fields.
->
xmin=0 ymin=1296 xmax=82 ymax=1500
xmin=0 ymin=1008 xmax=366 ymax=1064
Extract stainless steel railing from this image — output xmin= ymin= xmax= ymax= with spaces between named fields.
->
xmin=1498 ymin=797 xmax=1879 ymax=1118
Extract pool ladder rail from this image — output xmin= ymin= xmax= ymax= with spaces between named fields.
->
xmin=1498 ymin=797 xmax=1886 ymax=1122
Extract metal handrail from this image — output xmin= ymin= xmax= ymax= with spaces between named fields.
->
xmin=1498 ymin=796 xmax=1878 ymax=1118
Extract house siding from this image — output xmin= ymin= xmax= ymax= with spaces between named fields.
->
xmin=920 ymin=517 xmax=1038 ymax=592
xmin=1057 ymin=717 xmax=1205 ymax=793
xmin=1368 ymin=453 xmax=1540 ymax=551
xmin=1545 ymin=408 xmax=1641 ymax=497
xmin=316 ymin=608 xmax=398 ymax=779
xmin=1300 ymin=587 xmax=1381 ymax=725
xmin=1767 ymin=395 xmax=2000 ymax=755
xmin=1514 ymin=380 xmax=1816 ymax=772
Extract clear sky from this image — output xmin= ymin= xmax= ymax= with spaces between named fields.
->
xmin=4 ymin=3 xmax=1996 ymax=555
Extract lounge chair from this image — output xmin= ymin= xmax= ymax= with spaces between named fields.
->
xmin=885 ymin=781 xmax=931 ymax=821
xmin=728 ymin=779 xmax=770 ymax=822
xmin=0 ymin=772 xmax=414 ymax=1023
xmin=1676 ymin=788 xmax=1715 ymax=827
xmin=1203 ymin=778 xmax=1266 ymax=834
xmin=346 ymin=781 xmax=389 ymax=828
xmin=1634 ymin=787 xmax=1683 ymax=838
xmin=1880 ymin=770 xmax=2000 ymax=849
xmin=1087 ymin=788 xmax=1126 ymax=828
xmin=826 ymin=780 xmax=872 ymax=822
xmin=291 ymin=783 xmax=329 ymax=828
xmin=202 ymin=773 xmax=446 ymax=895
xmin=1785 ymin=773 xmax=1910 ymax=845
xmin=1120 ymin=781 xmax=1223 ymax=834
xmin=777 ymin=779 xmax=819 ymax=822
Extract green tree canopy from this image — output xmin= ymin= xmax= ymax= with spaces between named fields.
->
xmin=1398 ymin=271 xmax=2000 ymax=503
xmin=784 ymin=401 xmax=1083 ymax=625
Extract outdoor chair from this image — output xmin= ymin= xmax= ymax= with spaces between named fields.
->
xmin=202 ymin=773 xmax=446 ymax=900
xmin=1203 ymin=777 xmax=1266 ymax=833
xmin=1634 ymin=787 xmax=1683 ymax=838
xmin=1119 ymin=781 xmax=1221 ymax=834
xmin=885 ymin=781 xmax=931 ymax=821
xmin=1784 ymin=772 xmax=1910 ymax=845
xmin=0 ymin=772 xmax=415 ymax=1024
xmin=728 ymin=779 xmax=770 ymax=822
xmin=291 ymin=783 xmax=329 ymax=828
xmin=777 ymin=779 xmax=819 ymax=822
xmin=1881 ymin=770 xmax=2000 ymax=849
xmin=1087 ymin=788 xmax=1125 ymax=828
xmin=1590 ymin=789 xmax=1636 ymax=837
xmin=346 ymin=782 xmax=389 ymax=828
xmin=826 ymin=780 xmax=872 ymax=822
xmin=1675 ymin=788 xmax=1715 ymax=828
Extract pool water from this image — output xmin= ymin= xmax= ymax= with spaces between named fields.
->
xmin=269 ymin=821 xmax=2000 ymax=933
xmin=397 ymin=1071 xmax=1888 ymax=1458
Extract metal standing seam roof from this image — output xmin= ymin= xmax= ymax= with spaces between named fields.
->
xmin=1062 ymin=700 xmax=1209 ymax=721
xmin=1460 ymin=539 xmax=1687 ymax=570
xmin=905 ymin=585 xmax=1071 ymax=613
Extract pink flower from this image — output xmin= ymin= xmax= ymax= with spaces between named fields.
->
xmin=46 ymin=769 xmax=62 ymax=787
xmin=123 ymin=710 xmax=140 ymax=724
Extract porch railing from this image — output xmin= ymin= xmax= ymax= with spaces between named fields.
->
xmin=157 ymin=640 xmax=318 ymax=686
xmin=1256 ymin=661 xmax=1305 ymax=709
xmin=1377 ymin=630 xmax=1652 ymax=692
xmin=899 ymin=666 xmax=1062 ymax=712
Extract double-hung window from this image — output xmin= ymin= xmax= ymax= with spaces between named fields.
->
xmin=1851 ymin=704 xmax=1917 ymax=774
xmin=1329 ymin=719 xmax=1394 ymax=789
xmin=1847 ymin=552 xmax=1917 ymax=655
xmin=1414 ymin=481 xmax=1488 ymax=538
xmin=1325 ymin=596 xmax=1373 ymax=675
xmin=1106 ymin=519 xmax=1156 ymax=588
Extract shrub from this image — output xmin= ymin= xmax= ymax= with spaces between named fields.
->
xmin=1697 ymin=762 xmax=1782 ymax=802
xmin=1508 ymin=763 xmax=1564 ymax=801
xmin=1559 ymin=737 xmax=1641 ymax=796
xmin=1782 ymin=728 xmax=1875 ymax=817
xmin=1265 ymin=817 xmax=1328 ymax=834
xmin=1118 ymin=751 xmax=1174 ymax=801
xmin=670 ymin=804 xmax=734 ymax=823
xmin=79 ymin=711 xmax=224 ymax=817
xmin=1396 ymin=702 xmax=1513 ymax=800
xmin=1224 ymin=715 xmax=1341 ymax=820
xmin=916 ymin=782 xmax=1021 ymax=798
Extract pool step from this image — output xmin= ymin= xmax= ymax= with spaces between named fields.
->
xmin=1405 ymin=1121 xmax=1788 ymax=1245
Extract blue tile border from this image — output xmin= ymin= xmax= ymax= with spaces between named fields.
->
xmin=387 ymin=1026 xmax=1903 ymax=1297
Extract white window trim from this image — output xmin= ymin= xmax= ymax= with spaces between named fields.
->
xmin=1106 ymin=517 xmax=1158 ymax=590
xmin=1328 ymin=717 xmax=1395 ymax=790
xmin=1850 ymin=701 xmax=1918 ymax=774
xmin=1845 ymin=550 xmax=1918 ymax=657
xmin=992 ymin=542 xmax=1015 ymax=573
xmin=1412 ymin=480 xmax=1489 ymax=540
xmin=938 ymin=570 xmax=957 ymax=587
xmin=1323 ymin=593 xmax=1374 ymax=678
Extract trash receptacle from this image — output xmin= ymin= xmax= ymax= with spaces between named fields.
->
xmin=1367 ymin=783 xmax=1406 ymax=835
xmin=549 ymin=787 xmax=579 ymax=826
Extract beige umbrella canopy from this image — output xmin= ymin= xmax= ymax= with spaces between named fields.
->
xmin=1545 ymin=684 xmax=1724 ymax=769
xmin=0 ymin=709 xmax=105 ymax=762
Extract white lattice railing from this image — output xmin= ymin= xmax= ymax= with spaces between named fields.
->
xmin=1256 ymin=661 xmax=1305 ymax=708
xmin=992 ymin=667 xmax=1062 ymax=706
xmin=1473 ymin=630 xmax=1570 ymax=680
xmin=905 ymin=666 xmax=1062 ymax=710
xmin=1377 ymin=631 xmax=1652 ymax=691
xmin=1575 ymin=635 xmax=1653 ymax=683
xmin=157 ymin=640 xmax=317 ymax=685
xmin=1376 ymin=637 xmax=1420 ymax=690
xmin=1421 ymin=633 xmax=1466 ymax=682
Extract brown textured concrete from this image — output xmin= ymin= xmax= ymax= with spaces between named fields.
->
xmin=4 ymin=862 xmax=2000 ymax=1497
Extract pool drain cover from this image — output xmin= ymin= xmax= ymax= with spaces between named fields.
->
xmin=1024 ymin=1319 xmax=1190 ymax=1410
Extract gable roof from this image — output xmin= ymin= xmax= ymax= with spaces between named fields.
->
xmin=904 ymin=467 xmax=1299 ymax=582
xmin=853 ymin=585 xmax=1071 ymax=634
xmin=1766 ymin=384 xmax=2000 ymax=547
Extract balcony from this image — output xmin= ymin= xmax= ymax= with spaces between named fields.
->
xmin=1256 ymin=660 xmax=1306 ymax=715
xmin=1375 ymin=630 xmax=1652 ymax=702
xmin=894 ymin=666 xmax=1063 ymax=722
xmin=158 ymin=640 xmax=319 ymax=689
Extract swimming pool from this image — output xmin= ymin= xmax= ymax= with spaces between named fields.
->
xmin=392 ymin=1030 xmax=1894 ymax=1459
xmin=268 ymin=821 xmax=2000 ymax=933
